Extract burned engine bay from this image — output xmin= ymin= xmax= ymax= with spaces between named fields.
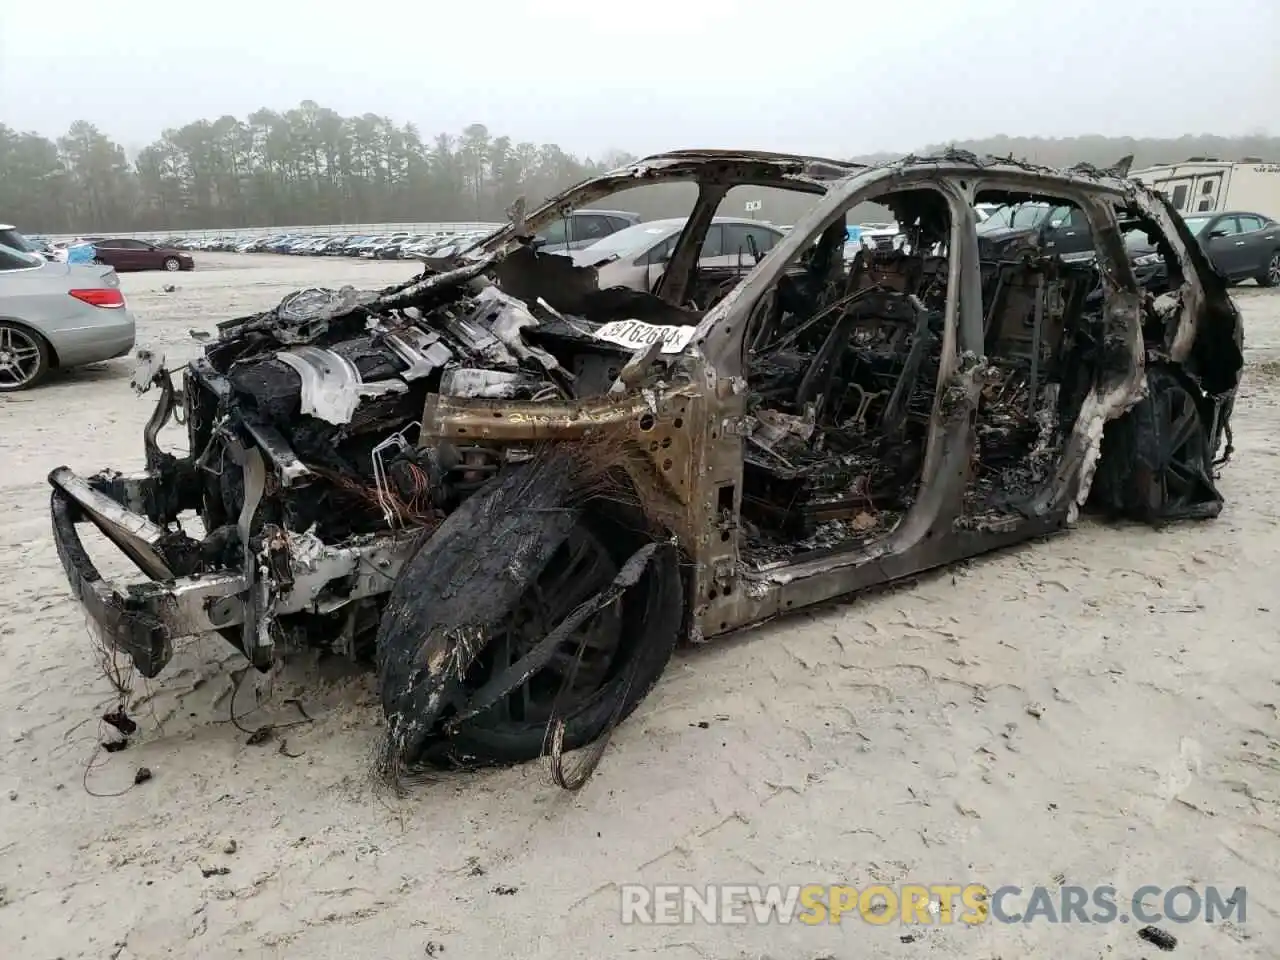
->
xmin=169 ymin=249 xmax=712 ymax=576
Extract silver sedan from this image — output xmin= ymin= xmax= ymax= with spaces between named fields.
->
xmin=0 ymin=244 xmax=136 ymax=391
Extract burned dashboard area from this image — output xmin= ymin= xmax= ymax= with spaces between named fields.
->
xmin=176 ymin=251 xmax=698 ymax=572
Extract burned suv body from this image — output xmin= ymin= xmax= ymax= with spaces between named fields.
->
xmin=49 ymin=150 xmax=1242 ymax=771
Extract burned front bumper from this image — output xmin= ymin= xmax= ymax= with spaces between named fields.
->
xmin=49 ymin=464 xmax=418 ymax=678
xmin=49 ymin=467 xmax=244 ymax=677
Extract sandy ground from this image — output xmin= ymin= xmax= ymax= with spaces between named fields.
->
xmin=1 ymin=252 xmax=1278 ymax=959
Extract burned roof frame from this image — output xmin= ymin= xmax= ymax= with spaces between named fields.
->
xmin=693 ymin=152 xmax=1239 ymax=386
xmin=468 ymin=149 xmax=866 ymax=257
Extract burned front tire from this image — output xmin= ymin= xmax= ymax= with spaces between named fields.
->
xmin=376 ymin=458 xmax=684 ymax=769
xmin=1090 ymin=366 xmax=1223 ymax=522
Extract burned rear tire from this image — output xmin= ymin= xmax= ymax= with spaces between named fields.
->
xmin=1090 ymin=367 xmax=1222 ymax=522
xmin=375 ymin=461 xmax=684 ymax=769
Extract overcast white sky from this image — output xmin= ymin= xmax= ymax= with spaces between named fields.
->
xmin=1 ymin=0 xmax=1275 ymax=158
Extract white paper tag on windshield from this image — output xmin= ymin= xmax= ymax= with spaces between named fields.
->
xmin=591 ymin=318 xmax=697 ymax=354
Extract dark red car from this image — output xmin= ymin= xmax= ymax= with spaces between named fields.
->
xmin=94 ymin=238 xmax=194 ymax=272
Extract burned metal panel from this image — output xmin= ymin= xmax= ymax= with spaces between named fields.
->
xmin=742 ymin=510 xmax=1069 ymax=628
xmin=1040 ymin=193 xmax=1147 ymax=517
xmin=693 ymin=159 xmax=1021 ymax=373
xmin=276 ymin=345 xmax=409 ymax=425
xmin=654 ymin=182 xmax=729 ymax=307
xmin=684 ymin=158 xmax=1205 ymax=639
xmin=50 ymin=466 xmax=179 ymax=581
xmin=420 ymin=382 xmax=705 ymax=538
xmin=956 ymin=184 xmax=1146 ymax=524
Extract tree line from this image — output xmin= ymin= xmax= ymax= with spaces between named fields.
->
xmin=1 ymin=99 xmax=1276 ymax=235
xmin=1 ymin=102 xmax=639 ymax=234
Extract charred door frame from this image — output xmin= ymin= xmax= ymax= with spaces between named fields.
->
xmin=690 ymin=164 xmax=1146 ymax=640
xmin=962 ymin=174 xmax=1146 ymax=520
xmin=652 ymin=182 xmax=728 ymax=306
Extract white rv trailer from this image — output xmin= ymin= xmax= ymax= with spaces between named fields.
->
xmin=1130 ymin=158 xmax=1280 ymax=218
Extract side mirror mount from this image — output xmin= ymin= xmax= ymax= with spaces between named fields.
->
xmin=1206 ymin=229 xmax=1226 ymax=240
xmin=530 ymin=236 xmax=547 ymax=250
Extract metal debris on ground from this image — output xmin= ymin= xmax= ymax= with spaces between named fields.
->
xmin=102 ymin=707 xmax=137 ymax=736
xmin=1137 ymin=925 xmax=1178 ymax=951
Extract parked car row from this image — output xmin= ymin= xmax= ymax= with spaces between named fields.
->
xmin=15 ymin=232 xmax=194 ymax=272
xmin=161 ymin=230 xmax=499 ymax=260
xmin=3 ymin=227 xmax=65 ymax=262
xmin=158 ymin=211 xmax=654 ymax=261
xmin=569 ymin=216 xmax=787 ymax=298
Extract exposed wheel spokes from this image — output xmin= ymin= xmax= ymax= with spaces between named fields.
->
xmin=486 ymin=526 xmax=624 ymax=726
xmin=1269 ymin=254 xmax=1280 ymax=285
xmin=1153 ymin=384 xmax=1208 ymax=509
xmin=0 ymin=327 xmax=42 ymax=387
xmin=1161 ymin=390 xmax=1199 ymax=460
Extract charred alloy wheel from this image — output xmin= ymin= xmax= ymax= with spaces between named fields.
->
xmin=475 ymin=525 xmax=625 ymax=728
xmin=1259 ymin=251 xmax=1280 ymax=288
xmin=1140 ymin=375 xmax=1216 ymax=516
xmin=0 ymin=322 xmax=50 ymax=391
xmin=1091 ymin=367 xmax=1222 ymax=522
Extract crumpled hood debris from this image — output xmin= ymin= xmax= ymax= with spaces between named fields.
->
xmin=199 ymin=256 xmax=688 ymax=432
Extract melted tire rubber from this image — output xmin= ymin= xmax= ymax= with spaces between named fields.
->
xmin=1090 ymin=366 xmax=1224 ymax=522
xmin=376 ymin=454 xmax=684 ymax=770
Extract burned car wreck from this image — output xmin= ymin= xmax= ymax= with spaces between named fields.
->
xmin=49 ymin=149 xmax=1243 ymax=773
